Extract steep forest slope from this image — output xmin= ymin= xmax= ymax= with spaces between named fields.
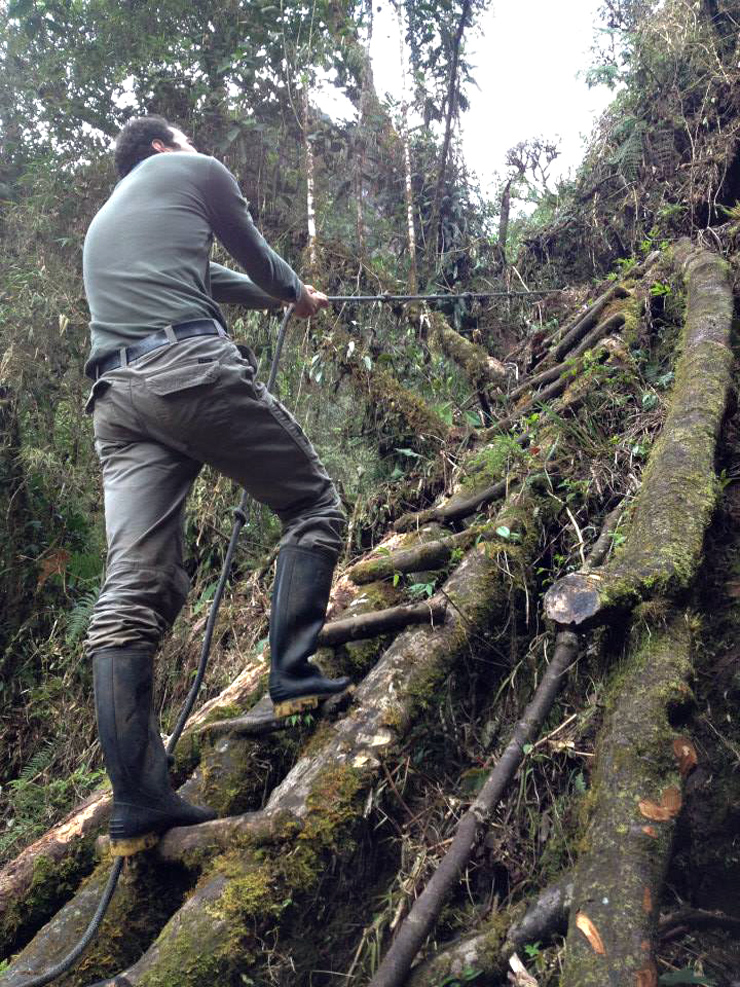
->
xmin=2 ymin=1 xmax=740 ymax=986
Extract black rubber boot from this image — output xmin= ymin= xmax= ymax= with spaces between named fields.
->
xmin=93 ymin=648 xmax=216 ymax=856
xmin=268 ymin=544 xmax=351 ymax=718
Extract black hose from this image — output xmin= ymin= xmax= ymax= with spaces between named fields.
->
xmin=325 ymin=290 xmax=560 ymax=302
xmin=7 ymin=859 xmax=124 ymax=987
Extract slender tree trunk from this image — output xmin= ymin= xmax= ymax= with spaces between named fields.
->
xmin=303 ymin=87 xmax=318 ymax=271
xmin=398 ymin=3 xmax=418 ymax=292
xmin=430 ymin=0 xmax=472 ymax=259
xmin=354 ymin=0 xmax=373 ymax=259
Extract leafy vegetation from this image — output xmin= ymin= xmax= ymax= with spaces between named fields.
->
xmin=3 ymin=0 xmax=740 ymax=984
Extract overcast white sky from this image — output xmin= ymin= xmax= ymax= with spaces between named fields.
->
xmin=368 ymin=0 xmax=615 ymax=194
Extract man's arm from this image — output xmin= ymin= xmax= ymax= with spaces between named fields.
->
xmin=208 ymin=262 xmax=282 ymax=309
xmin=204 ymin=158 xmax=303 ymax=303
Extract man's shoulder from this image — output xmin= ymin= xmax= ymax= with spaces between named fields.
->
xmin=145 ymin=151 xmax=216 ymax=176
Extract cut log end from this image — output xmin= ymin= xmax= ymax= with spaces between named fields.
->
xmin=543 ymin=572 xmax=603 ymax=626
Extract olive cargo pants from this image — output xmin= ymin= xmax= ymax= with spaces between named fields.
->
xmin=84 ymin=331 xmax=344 ymax=655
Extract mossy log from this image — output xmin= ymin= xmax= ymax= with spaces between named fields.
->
xmin=393 ymin=478 xmax=509 ymax=532
xmin=544 ymin=243 xmax=733 ymax=628
xmin=561 ymin=611 xmax=696 ymax=985
xmin=427 ymin=311 xmax=508 ymax=389
xmin=1 ymin=485 xmax=548 ymax=987
xmin=347 ymin=526 xmax=489 ymax=582
xmin=333 ymin=326 xmax=451 ymax=453
xmin=507 ymin=311 xmax=628 ymax=403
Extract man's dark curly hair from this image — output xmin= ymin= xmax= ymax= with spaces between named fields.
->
xmin=114 ymin=115 xmax=176 ymax=178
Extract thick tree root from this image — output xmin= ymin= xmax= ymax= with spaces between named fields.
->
xmin=545 ymin=243 xmax=733 ymax=627
xmin=561 ymin=610 xmax=696 ymax=985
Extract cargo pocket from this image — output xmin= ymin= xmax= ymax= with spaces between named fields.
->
xmin=84 ymin=378 xmax=112 ymax=414
xmin=145 ymin=362 xmax=221 ymax=396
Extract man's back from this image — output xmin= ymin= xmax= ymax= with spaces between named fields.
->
xmin=84 ymin=153 xmax=224 ymax=364
xmin=83 ymin=152 xmax=301 ymax=375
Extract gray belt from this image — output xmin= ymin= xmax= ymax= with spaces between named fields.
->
xmin=91 ymin=319 xmax=226 ymax=379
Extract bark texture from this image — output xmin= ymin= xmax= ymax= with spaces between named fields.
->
xmin=562 ymin=612 xmax=695 ymax=985
xmin=428 ymin=312 xmax=508 ymax=388
xmin=347 ymin=526 xmax=488 ymax=583
xmin=545 ymin=244 xmax=733 ymax=627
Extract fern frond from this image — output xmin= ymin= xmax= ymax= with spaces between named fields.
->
xmin=66 ymin=588 xmax=99 ymax=644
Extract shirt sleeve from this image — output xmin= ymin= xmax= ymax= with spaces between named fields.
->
xmin=208 ymin=262 xmax=283 ymax=308
xmin=204 ymin=158 xmax=304 ymax=304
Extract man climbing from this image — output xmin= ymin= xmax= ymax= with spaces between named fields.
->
xmin=82 ymin=115 xmax=349 ymax=856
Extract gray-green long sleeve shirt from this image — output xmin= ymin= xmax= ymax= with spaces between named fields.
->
xmin=82 ymin=152 xmax=304 ymax=376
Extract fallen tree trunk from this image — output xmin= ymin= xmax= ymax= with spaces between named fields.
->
xmin=427 ymin=311 xmax=508 ymax=390
xmin=507 ymin=311 xmax=629 ymax=403
xmin=333 ymin=326 xmax=451 ymax=454
xmin=394 ymin=478 xmax=509 ymax=532
xmin=318 ymin=598 xmax=446 ymax=645
xmin=347 ymin=527 xmax=488 ymax=583
xmin=545 ymin=243 xmax=733 ymax=627
xmin=561 ymin=610 xmax=696 ymax=985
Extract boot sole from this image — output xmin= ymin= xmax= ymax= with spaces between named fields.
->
xmin=110 ymin=832 xmax=160 ymax=857
xmin=273 ymin=695 xmax=321 ymax=718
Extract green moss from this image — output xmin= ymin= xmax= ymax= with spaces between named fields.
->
xmin=563 ymin=612 xmax=693 ymax=983
xmin=458 ymin=438 xmax=523 ymax=495
xmin=0 ymin=837 xmax=98 ymax=957
xmin=619 ymin=292 xmax=646 ymax=345
xmin=358 ymin=363 xmax=449 ymax=452
xmin=217 ymin=863 xmax=281 ymax=922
